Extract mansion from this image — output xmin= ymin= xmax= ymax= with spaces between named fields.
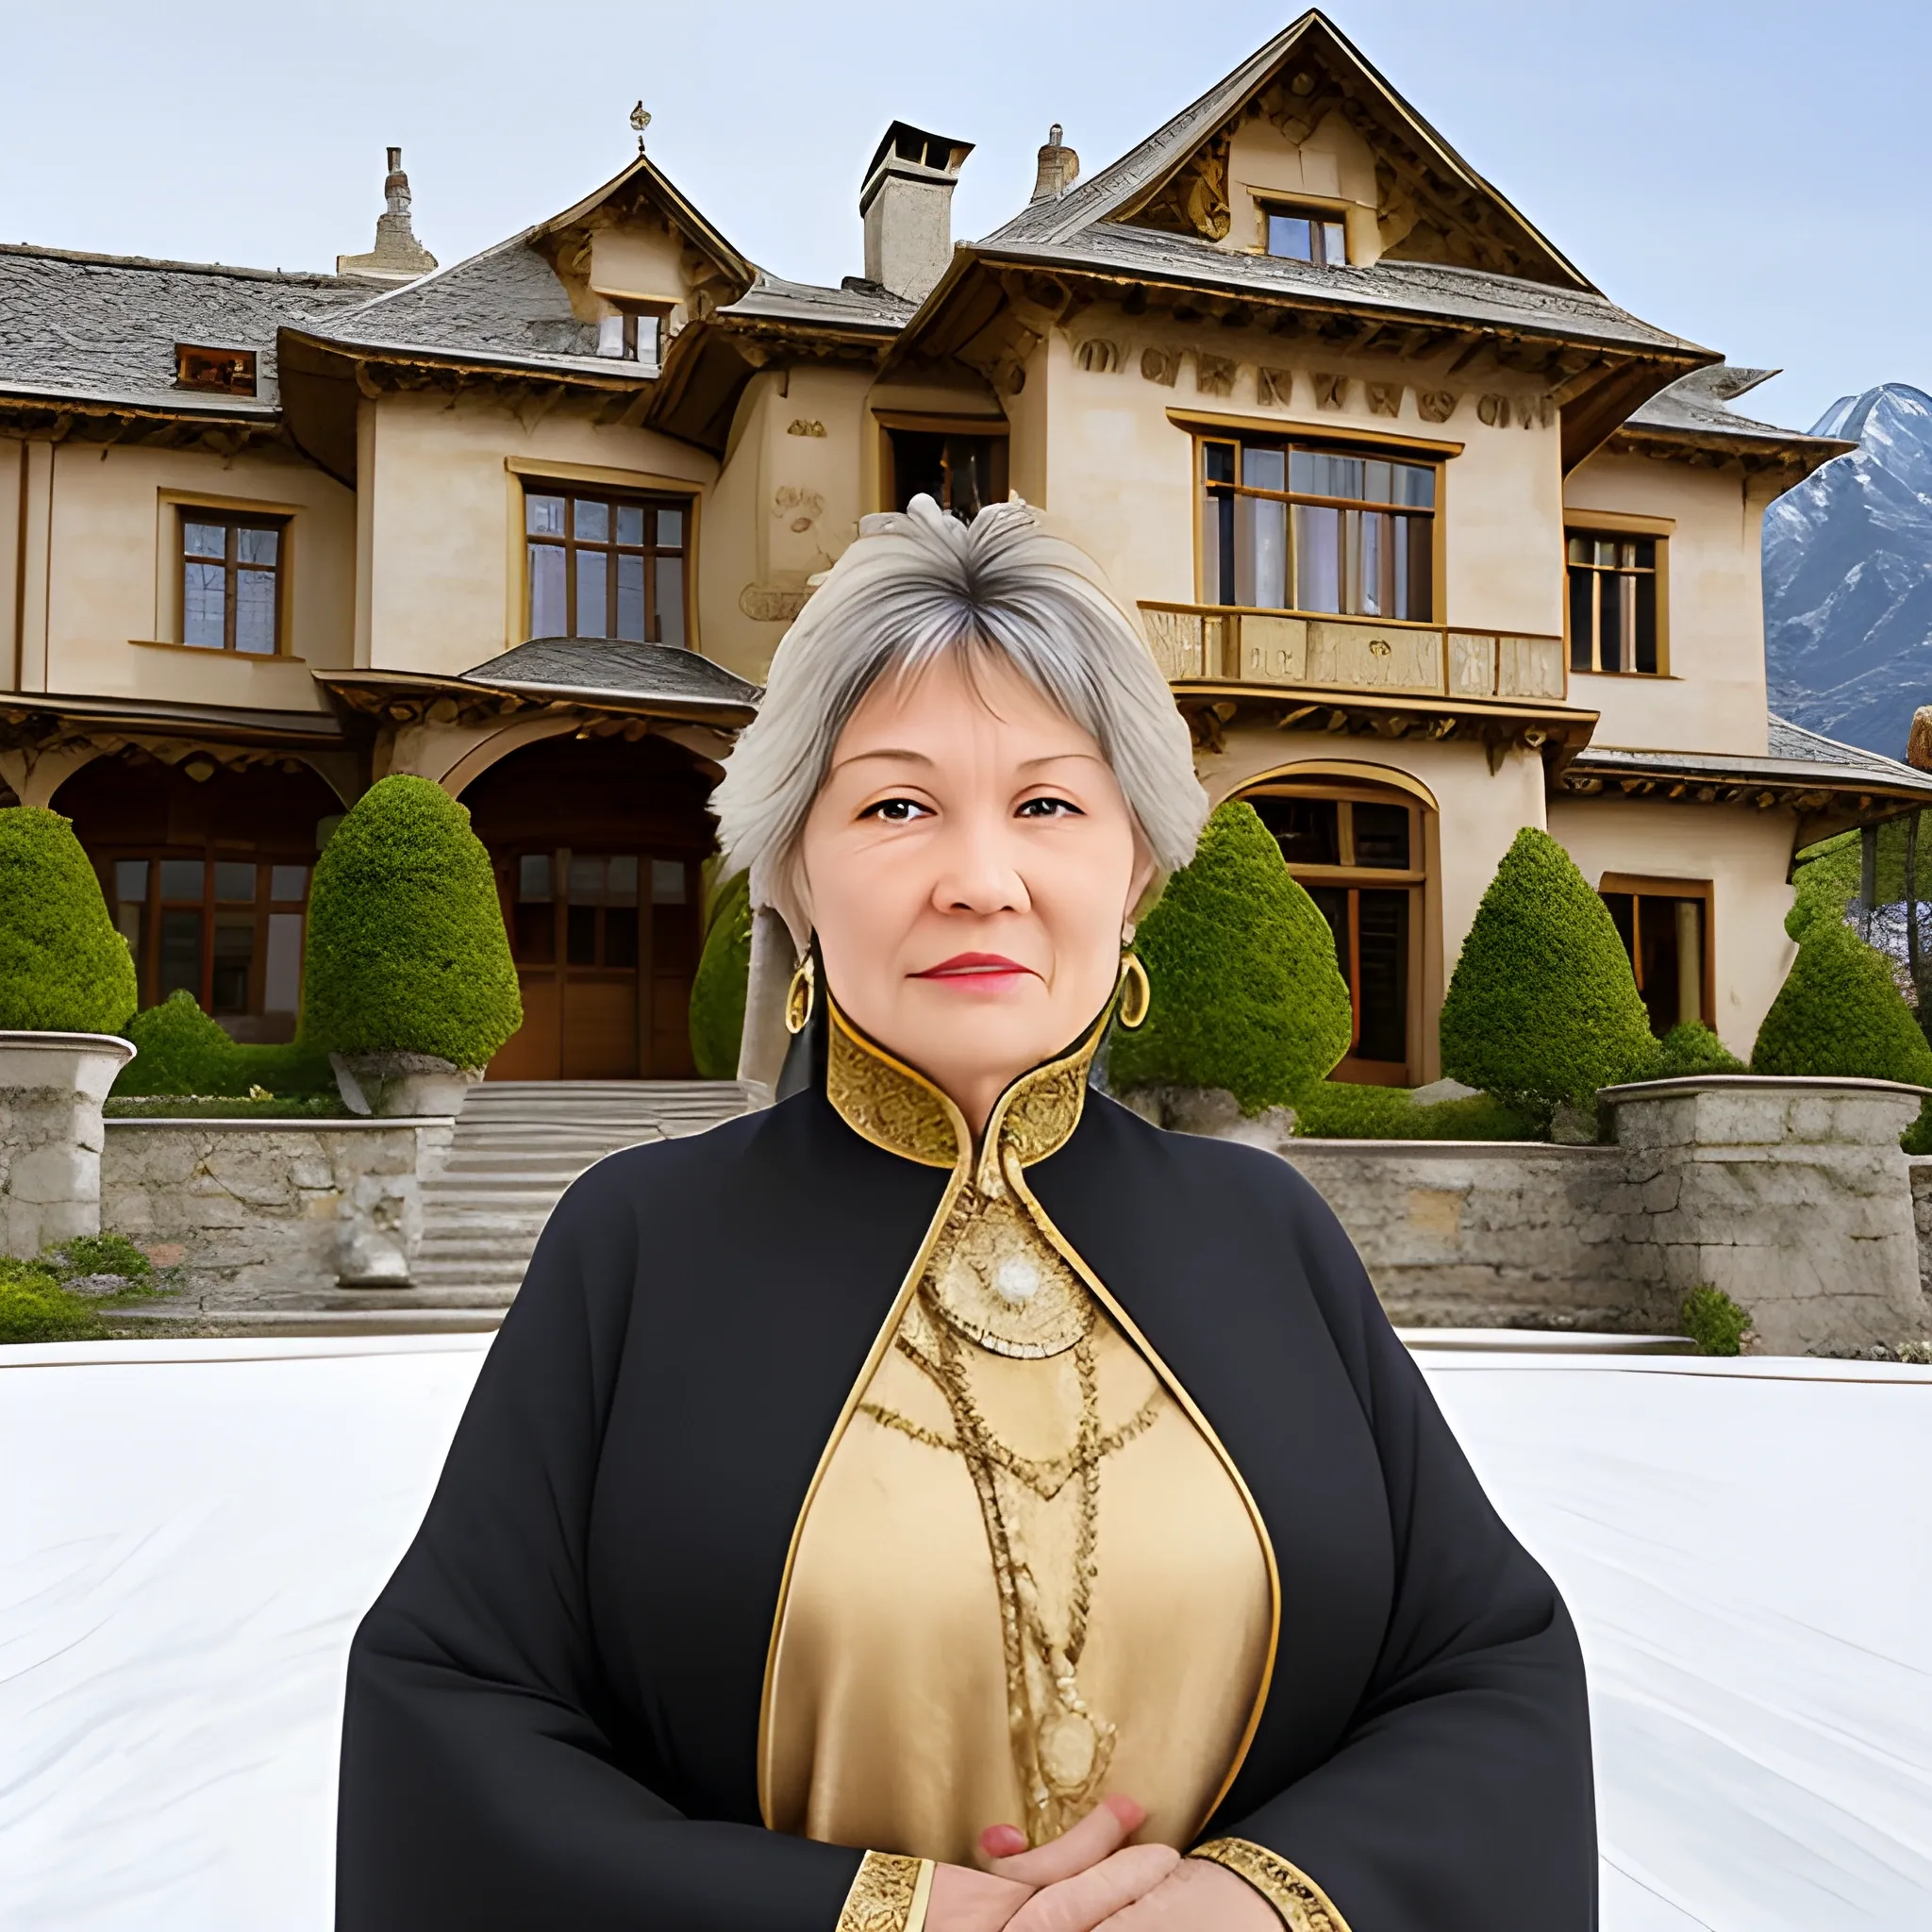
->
xmin=2 ymin=9 xmax=1926 ymax=1087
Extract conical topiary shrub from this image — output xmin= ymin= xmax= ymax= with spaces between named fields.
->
xmin=1752 ymin=915 xmax=1932 ymax=1085
xmin=689 ymin=868 xmax=752 ymax=1079
xmin=1108 ymin=800 xmax=1352 ymax=1113
xmin=113 ymin=989 xmax=237 ymax=1094
xmin=301 ymin=775 xmax=521 ymax=1070
xmin=0 ymin=806 xmax=137 ymax=1034
xmin=1439 ymin=825 xmax=1655 ymax=1118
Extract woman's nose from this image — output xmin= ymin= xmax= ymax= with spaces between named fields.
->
xmin=931 ymin=813 xmax=1027 ymax=915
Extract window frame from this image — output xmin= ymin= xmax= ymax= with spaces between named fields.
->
xmin=175 ymin=508 xmax=290 ymax=656
xmin=1193 ymin=432 xmax=1443 ymax=625
xmin=1565 ymin=523 xmax=1671 ymax=675
xmin=521 ymin=484 xmax=691 ymax=647
xmin=1598 ymin=872 xmax=1713 ymax=1031
xmin=1257 ymin=197 xmax=1350 ymax=268
xmin=874 ymin=409 xmax=1012 ymax=520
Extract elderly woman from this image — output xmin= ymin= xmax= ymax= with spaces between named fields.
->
xmin=336 ymin=498 xmax=1596 ymax=1931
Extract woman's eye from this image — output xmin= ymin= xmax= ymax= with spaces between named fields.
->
xmin=1017 ymin=795 xmax=1083 ymax=819
xmin=860 ymin=797 xmax=932 ymax=823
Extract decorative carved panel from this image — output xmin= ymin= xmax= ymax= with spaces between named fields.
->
xmin=1515 ymin=394 xmax=1555 ymax=429
xmin=740 ymin=585 xmax=811 ymax=623
xmin=1447 ymin=631 xmax=1498 ymax=696
xmin=1417 ymin=389 xmax=1457 ymax=424
xmin=1312 ymin=372 xmax=1349 ymax=410
xmin=1133 ymin=130 xmax=1231 ymax=242
xmin=1240 ymin=614 xmax=1309 ymax=685
xmin=1496 ymin=635 xmax=1566 ymax=699
xmin=1257 ymin=366 xmax=1294 ymax=408
xmin=1477 ymin=393 xmax=1512 ymax=427
xmin=1307 ymin=620 xmax=1443 ymax=693
xmin=1195 ymin=352 xmax=1238 ymax=397
xmin=1075 ymin=338 xmax=1122 ymax=374
xmin=1366 ymin=382 xmax=1403 ymax=418
xmin=1141 ymin=346 xmax=1182 ymax=387
xmin=785 ymin=419 xmax=827 ymax=437
xmin=1141 ymin=608 xmax=1208 ymax=679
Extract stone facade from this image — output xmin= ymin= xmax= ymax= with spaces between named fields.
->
xmin=0 ymin=1032 xmax=135 ymax=1255
xmin=101 ymin=1118 xmax=454 ymax=1307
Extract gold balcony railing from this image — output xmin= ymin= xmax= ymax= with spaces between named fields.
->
xmin=1138 ymin=603 xmax=1568 ymax=705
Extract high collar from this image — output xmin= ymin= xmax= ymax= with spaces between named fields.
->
xmin=824 ymin=994 xmax=1110 ymax=1190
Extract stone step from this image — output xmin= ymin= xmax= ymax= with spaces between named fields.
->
xmin=106 ymin=1305 xmax=508 ymax=1338
xmin=414 ymin=1236 xmax=548 ymax=1263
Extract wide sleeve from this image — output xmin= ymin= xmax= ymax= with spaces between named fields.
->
xmin=1194 ymin=1207 xmax=1597 ymax=1931
xmin=334 ymin=1158 xmax=892 ymax=1932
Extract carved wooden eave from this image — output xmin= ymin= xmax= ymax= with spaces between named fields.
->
xmin=317 ymin=669 xmax=757 ymax=734
xmin=887 ymin=251 xmax=1708 ymax=469
xmin=1172 ymin=681 xmax=1598 ymax=774
xmin=0 ymin=691 xmax=348 ymax=753
xmin=1556 ymin=761 xmax=1932 ymax=849
xmin=1596 ymin=422 xmax=1853 ymax=485
xmin=1106 ymin=9 xmax=1592 ymax=291
xmin=0 ymin=388 xmax=287 ymax=457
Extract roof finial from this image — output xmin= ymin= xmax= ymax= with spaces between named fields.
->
xmin=1030 ymin=125 xmax=1079 ymax=203
xmin=630 ymin=101 xmax=652 ymax=154
xmin=337 ymin=145 xmax=438 ymax=284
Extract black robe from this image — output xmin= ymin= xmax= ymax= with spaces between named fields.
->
xmin=336 ymin=1082 xmax=1596 ymax=1929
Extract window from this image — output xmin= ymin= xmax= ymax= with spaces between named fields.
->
xmin=595 ymin=311 xmax=662 ymax=372
xmin=525 ymin=490 xmax=688 ymax=646
xmin=887 ymin=427 xmax=1008 ymax=522
xmin=179 ymin=511 xmax=284 ymax=654
xmin=175 ymin=344 xmax=258 ymax=396
xmin=1568 ymin=531 xmax=1662 ymax=674
xmin=1601 ymin=877 xmax=1710 ymax=1035
xmin=109 ymin=857 xmax=310 ymax=1022
xmin=1199 ymin=438 xmax=1436 ymax=621
xmin=1265 ymin=206 xmax=1347 ymax=267
xmin=1244 ymin=784 xmax=1426 ymax=1081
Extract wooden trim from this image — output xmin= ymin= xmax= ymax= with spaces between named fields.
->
xmin=128 ymin=637 xmax=307 ymax=663
xmin=503 ymin=456 xmax=704 ymax=495
xmin=1597 ymin=873 xmax=1714 ymax=899
xmin=870 ymin=408 xmax=1010 ymax=436
xmin=164 ymin=497 xmax=294 ymax=658
xmin=1562 ymin=507 xmax=1675 ymax=536
xmin=1169 ymin=406 xmax=1464 ymax=458
xmin=1232 ymin=758 xmax=1443 ymax=813
xmin=1596 ymin=874 xmax=1716 ymax=1029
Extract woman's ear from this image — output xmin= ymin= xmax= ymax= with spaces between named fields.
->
xmin=1125 ymin=838 xmax=1161 ymax=931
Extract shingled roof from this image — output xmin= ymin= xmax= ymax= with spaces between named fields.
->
xmin=0 ymin=243 xmax=368 ymax=413
xmin=1616 ymin=364 xmax=1853 ymax=462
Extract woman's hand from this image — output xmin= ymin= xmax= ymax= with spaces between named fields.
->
xmin=925 ymin=1797 xmax=1179 ymax=1932
xmin=1074 ymin=1856 xmax=1277 ymax=1930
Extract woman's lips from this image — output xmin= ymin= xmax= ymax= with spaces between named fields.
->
xmin=910 ymin=953 xmax=1039 ymax=986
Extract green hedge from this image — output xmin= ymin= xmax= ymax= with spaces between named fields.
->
xmin=113 ymin=991 xmax=333 ymax=1099
xmin=689 ymin=869 xmax=753 ymax=1079
xmin=1752 ymin=915 xmax=1932 ymax=1085
xmin=301 ymin=776 xmax=521 ymax=1069
xmin=0 ymin=807 xmax=137 ymax=1034
xmin=0 ymin=1258 xmax=106 ymax=1342
xmin=1293 ymin=1080 xmax=1538 ymax=1141
xmin=1439 ymin=826 xmax=1656 ymax=1117
xmin=1109 ymin=801 xmax=1352 ymax=1112
xmin=1647 ymin=1022 xmax=1746 ymax=1079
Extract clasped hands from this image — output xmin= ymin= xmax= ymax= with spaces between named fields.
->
xmin=925 ymin=1795 xmax=1275 ymax=1932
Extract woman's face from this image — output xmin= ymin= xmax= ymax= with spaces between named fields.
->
xmin=799 ymin=650 xmax=1156 ymax=1133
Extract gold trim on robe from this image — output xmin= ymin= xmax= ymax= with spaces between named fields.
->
xmin=1190 ymin=1839 xmax=1354 ymax=1931
xmin=836 ymin=1852 xmax=934 ymax=1932
xmin=758 ymin=991 xmax=1283 ymax=1865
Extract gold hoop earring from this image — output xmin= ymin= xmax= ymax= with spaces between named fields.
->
xmin=1118 ymin=953 xmax=1151 ymax=1030
xmin=784 ymin=955 xmax=817 ymax=1035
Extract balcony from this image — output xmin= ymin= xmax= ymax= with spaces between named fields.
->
xmin=1138 ymin=603 xmax=1568 ymax=705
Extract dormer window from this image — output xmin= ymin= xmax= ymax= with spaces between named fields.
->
xmin=1265 ymin=206 xmax=1347 ymax=267
xmin=175 ymin=344 xmax=258 ymax=396
xmin=595 ymin=310 xmax=661 ymax=375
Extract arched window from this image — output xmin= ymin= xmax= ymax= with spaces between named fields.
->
xmin=1238 ymin=774 xmax=1431 ymax=1086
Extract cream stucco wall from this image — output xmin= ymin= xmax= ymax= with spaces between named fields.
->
xmin=1031 ymin=304 xmax=1566 ymax=640
xmin=8 ymin=438 xmax=352 ymax=711
xmin=1546 ymin=793 xmax=1797 ymax=1056
xmin=1224 ymin=108 xmax=1384 ymax=265
xmin=1563 ymin=451 xmax=1775 ymax=758
xmin=358 ymin=390 xmax=715 ymax=678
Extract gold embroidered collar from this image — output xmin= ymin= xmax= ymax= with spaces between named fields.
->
xmin=824 ymin=998 xmax=1107 ymax=1183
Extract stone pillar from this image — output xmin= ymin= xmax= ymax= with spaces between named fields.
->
xmin=0 ymin=1031 xmax=136 ymax=1256
xmin=1600 ymin=1074 xmax=1929 ymax=1356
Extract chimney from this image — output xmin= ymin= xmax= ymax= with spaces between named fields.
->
xmin=337 ymin=146 xmax=440 ymax=284
xmin=859 ymin=121 xmax=973 ymax=305
xmin=1029 ymin=125 xmax=1079 ymax=203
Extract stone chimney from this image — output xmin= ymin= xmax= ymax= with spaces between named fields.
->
xmin=1029 ymin=125 xmax=1079 ymax=203
xmin=860 ymin=121 xmax=973 ymax=306
xmin=338 ymin=147 xmax=439 ymax=284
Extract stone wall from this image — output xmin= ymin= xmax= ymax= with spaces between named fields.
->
xmin=101 ymin=1119 xmax=454 ymax=1308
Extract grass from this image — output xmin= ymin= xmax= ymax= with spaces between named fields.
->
xmin=0 ymin=1235 xmax=175 ymax=1343
xmin=1293 ymin=1081 xmax=1541 ymax=1141
xmin=106 ymin=1093 xmax=349 ymax=1120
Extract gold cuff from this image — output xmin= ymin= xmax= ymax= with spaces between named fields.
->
xmin=1190 ymin=1839 xmax=1351 ymax=1932
xmin=837 ymin=1851 xmax=936 ymax=1932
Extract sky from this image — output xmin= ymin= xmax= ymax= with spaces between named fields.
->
xmin=2 ymin=0 xmax=1926 ymax=432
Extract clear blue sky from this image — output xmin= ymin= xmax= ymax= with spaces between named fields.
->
xmin=3 ymin=1 xmax=1924 ymax=432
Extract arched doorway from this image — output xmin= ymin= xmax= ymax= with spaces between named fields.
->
xmin=1234 ymin=768 xmax=1437 ymax=1086
xmin=459 ymin=732 xmax=716 ymax=1080
xmin=54 ymin=752 xmax=342 ymax=1043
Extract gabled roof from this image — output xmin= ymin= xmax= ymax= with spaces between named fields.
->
xmin=460 ymin=637 xmax=759 ymax=718
xmin=0 ymin=242 xmax=366 ymax=415
xmin=1606 ymin=364 xmax=1852 ymax=477
xmin=535 ymin=152 xmax=754 ymax=291
xmin=985 ymin=9 xmax=1591 ymax=291
xmin=718 ymin=271 xmax=913 ymax=336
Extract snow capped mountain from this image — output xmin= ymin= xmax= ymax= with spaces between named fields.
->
xmin=1762 ymin=384 xmax=1932 ymax=759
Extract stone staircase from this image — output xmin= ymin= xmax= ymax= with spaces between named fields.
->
xmin=339 ymin=1080 xmax=764 ymax=1318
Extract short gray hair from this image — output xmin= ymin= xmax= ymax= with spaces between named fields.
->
xmin=711 ymin=494 xmax=1208 ymax=945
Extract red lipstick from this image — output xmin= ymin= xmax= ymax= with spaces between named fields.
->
xmin=911 ymin=952 xmax=1037 ymax=985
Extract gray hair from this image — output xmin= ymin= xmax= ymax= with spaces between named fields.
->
xmin=711 ymin=493 xmax=1208 ymax=946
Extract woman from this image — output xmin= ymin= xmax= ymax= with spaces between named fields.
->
xmin=337 ymin=497 xmax=1596 ymax=1931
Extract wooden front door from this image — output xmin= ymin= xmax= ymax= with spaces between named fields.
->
xmin=491 ymin=846 xmax=701 ymax=1081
